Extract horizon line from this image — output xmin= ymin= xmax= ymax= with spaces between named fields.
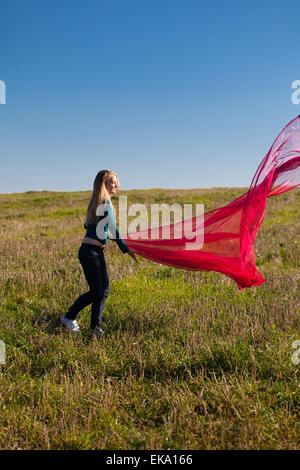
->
xmin=0 ymin=185 xmax=251 ymax=195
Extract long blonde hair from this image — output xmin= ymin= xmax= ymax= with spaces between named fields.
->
xmin=85 ymin=170 xmax=119 ymax=225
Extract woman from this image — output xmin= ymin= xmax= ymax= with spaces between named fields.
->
xmin=61 ymin=170 xmax=138 ymax=336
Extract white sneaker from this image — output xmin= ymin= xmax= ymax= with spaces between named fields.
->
xmin=91 ymin=326 xmax=105 ymax=337
xmin=61 ymin=315 xmax=80 ymax=332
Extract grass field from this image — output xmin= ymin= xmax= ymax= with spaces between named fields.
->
xmin=0 ymin=187 xmax=299 ymax=450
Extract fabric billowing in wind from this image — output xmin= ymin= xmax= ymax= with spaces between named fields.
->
xmin=123 ymin=115 xmax=300 ymax=289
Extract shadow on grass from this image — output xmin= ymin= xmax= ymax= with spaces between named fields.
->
xmin=31 ymin=312 xmax=100 ymax=346
xmin=104 ymin=311 xmax=171 ymax=336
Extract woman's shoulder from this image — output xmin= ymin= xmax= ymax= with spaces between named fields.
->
xmin=99 ymin=198 xmax=111 ymax=206
xmin=102 ymin=198 xmax=113 ymax=210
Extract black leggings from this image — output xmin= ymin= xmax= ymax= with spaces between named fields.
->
xmin=65 ymin=243 xmax=110 ymax=329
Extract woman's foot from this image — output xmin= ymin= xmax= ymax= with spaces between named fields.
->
xmin=61 ymin=315 xmax=80 ymax=332
xmin=91 ymin=326 xmax=105 ymax=337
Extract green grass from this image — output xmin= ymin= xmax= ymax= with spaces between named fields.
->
xmin=0 ymin=187 xmax=299 ymax=449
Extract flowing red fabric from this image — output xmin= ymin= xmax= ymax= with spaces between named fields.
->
xmin=123 ymin=115 xmax=300 ymax=289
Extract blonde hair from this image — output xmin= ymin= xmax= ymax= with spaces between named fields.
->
xmin=85 ymin=170 xmax=119 ymax=225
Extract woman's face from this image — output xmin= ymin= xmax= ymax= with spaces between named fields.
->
xmin=106 ymin=175 xmax=119 ymax=196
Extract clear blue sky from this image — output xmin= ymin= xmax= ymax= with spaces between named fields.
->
xmin=1 ymin=0 xmax=300 ymax=193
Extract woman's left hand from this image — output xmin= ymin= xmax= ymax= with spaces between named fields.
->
xmin=127 ymin=249 xmax=138 ymax=262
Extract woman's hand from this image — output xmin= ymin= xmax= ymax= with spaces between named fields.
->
xmin=127 ymin=249 xmax=138 ymax=261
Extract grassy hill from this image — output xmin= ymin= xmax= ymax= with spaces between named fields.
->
xmin=0 ymin=188 xmax=299 ymax=449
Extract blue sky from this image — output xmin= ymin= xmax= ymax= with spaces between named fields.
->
xmin=1 ymin=0 xmax=300 ymax=193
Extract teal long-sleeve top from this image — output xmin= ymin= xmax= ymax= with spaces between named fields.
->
xmin=84 ymin=199 xmax=129 ymax=254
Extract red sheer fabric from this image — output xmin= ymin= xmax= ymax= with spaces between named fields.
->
xmin=123 ymin=116 xmax=300 ymax=289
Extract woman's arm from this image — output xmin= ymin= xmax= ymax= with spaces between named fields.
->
xmin=106 ymin=200 xmax=130 ymax=254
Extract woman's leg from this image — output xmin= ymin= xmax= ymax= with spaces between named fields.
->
xmin=90 ymin=253 xmax=110 ymax=329
xmin=65 ymin=246 xmax=109 ymax=329
xmin=64 ymin=290 xmax=94 ymax=321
